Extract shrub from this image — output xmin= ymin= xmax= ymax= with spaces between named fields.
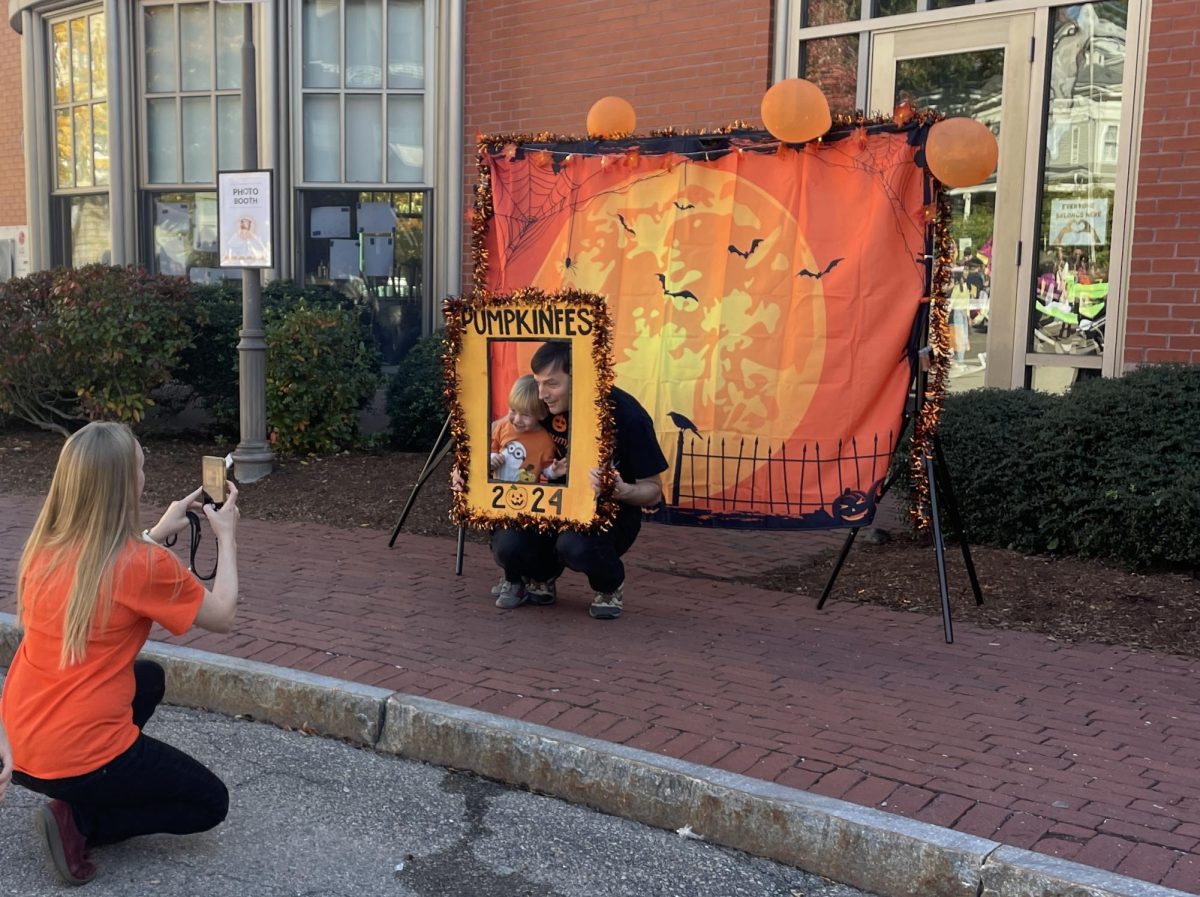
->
xmin=386 ymin=330 xmax=447 ymax=451
xmin=265 ymin=302 xmax=381 ymax=454
xmin=1040 ymin=364 xmax=1200 ymax=567
xmin=931 ymin=365 xmax=1200 ymax=569
xmin=935 ymin=387 xmax=1061 ymax=555
xmin=182 ymin=280 xmax=359 ymax=437
xmin=0 ymin=265 xmax=195 ymax=435
xmin=178 ymin=282 xmax=243 ymax=434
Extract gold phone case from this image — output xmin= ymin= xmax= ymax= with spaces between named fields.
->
xmin=202 ymin=456 xmax=227 ymax=504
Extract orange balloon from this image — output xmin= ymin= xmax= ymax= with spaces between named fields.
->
xmin=761 ymin=79 xmax=831 ymax=144
xmin=925 ymin=118 xmax=999 ymax=188
xmin=587 ymin=96 xmax=637 ymax=138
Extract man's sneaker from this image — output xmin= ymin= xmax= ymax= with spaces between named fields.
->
xmin=524 ymin=577 xmax=558 ymax=606
xmin=494 ymin=579 xmax=527 ymax=609
xmin=490 ymin=576 xmax=507 ymax=597
xmin=589 ymin=583 xmax=624 ymax=619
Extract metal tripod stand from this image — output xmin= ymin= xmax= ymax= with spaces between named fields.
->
xmin=388 ymin=413 xmax=467 ymax=575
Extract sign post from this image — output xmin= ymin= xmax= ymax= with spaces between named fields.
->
xmin=217 ymin=0 xmax=273 ymax=482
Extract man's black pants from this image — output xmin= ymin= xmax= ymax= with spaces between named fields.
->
xmin=13 ymin=660 xmax=229 ymax=846
xmin=490 ymin=508 xmax=642 ymax=593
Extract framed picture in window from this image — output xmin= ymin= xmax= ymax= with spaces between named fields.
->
xmin=445 ymin=288 xmax=617 ymax=532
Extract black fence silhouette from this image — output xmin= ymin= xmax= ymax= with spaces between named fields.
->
xmin=668 ymin=429 xmax=899 ymax=516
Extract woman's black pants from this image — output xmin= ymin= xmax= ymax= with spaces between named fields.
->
xmin=12 ymin=660 xmax=229 ymax=846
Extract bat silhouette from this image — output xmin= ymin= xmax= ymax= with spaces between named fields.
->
xmin=797 ymin=257 xmax=844 ymax=279
xmin=655 ymin=273 xmax=698 ymax=303
xmin=668 ymin=411 xmax=701 ymax=438
xmin=674 ymin=201 xmax=696 ymax=211
xmin=617 ymin=213 xmax=636 ymax=235
xmin=728 ymin=238 xmax=764 ymax=259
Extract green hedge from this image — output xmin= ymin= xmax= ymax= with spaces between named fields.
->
xmin=265 ymin=302 xmax=381 ymax=454
xmin=178 ymin=281 xmax=243 ymax=433
xmin=933 ymin=364 xmax=1200 ymax=569
xmin=182 ymin=279 xmax=352 ymax=434
xmin=0 ymin=265 xmax=195 ymax=435
xmin=0 ymin=268 xmax=382 ymax=453
xmin=386 ymin=330 xmax=447 ymax=451
xmin=185 ymin=281 xmax=379 ymax=452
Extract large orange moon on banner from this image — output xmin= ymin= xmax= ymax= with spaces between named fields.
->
xmin=529 ymin=160 xmax=827 ymax=505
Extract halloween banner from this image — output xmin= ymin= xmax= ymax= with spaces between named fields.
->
xmin=445 ymin=288 xmax=618 ymax=533
xmin=476 ymin=127 xmax=933 ymax=529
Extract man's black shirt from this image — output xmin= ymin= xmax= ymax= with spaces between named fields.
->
xmin=540 ymin=387 xmax=668 ymax=496
xmin=608 ymin=386 xmax=669 ymax=489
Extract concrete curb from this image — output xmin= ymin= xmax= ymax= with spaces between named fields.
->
xmin=139 ymin=642 xmax=392 ymax=746
xmin=0 ymin=616 xmax=1191 ymax=897
xmin=378 ymin=692 xmax=988 ymax=897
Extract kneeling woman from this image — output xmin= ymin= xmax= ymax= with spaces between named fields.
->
xmin=0 ymin=422 xmax=240 ymax=885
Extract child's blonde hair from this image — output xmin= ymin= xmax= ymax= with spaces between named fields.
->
xmin=508 ymin=374 xmax=547 ymax=418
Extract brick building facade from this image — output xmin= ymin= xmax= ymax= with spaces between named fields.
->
xmin=1125 ymin=0 xmax=1200 ymax=366
xmin=0 ymin=23 xmax=25 ymax=228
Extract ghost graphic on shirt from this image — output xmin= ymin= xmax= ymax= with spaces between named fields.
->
xmin=496 ymin=440 xmax=528 ymax=482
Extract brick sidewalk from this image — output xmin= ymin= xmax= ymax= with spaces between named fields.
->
xmin=0 ymin=494 xmax=1196 ymax=891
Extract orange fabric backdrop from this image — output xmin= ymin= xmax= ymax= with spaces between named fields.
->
xmin=481 ymin=133 xmax=927 ymax=528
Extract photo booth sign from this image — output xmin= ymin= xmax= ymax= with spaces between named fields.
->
xmin=218 ymin=170 xmax=273 ymax=269
xmin=445 ymin=288 xmax=618 ymax=533
xmin=474 ymin=127 xmax=933 ymax=530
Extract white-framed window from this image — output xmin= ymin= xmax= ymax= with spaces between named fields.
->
xmin=49 ymin=6 xmax=111 ymax=266
xmin=138 ymin=0 xmax=244 ymax=187
xmin=136 ymin=1 xmax=246 ymax=278
xmin=294 ymin=0 xmax=434 ymax=362
xmin=1101 ymin=124 xmax=1119 ymax=164
xmin=296 ymin=0 xmax=429 ymax=185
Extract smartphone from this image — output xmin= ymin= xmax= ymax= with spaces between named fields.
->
xmin=202 ymin=455 xmax=228 ymax=506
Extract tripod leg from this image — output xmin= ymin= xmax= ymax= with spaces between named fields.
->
xmin=924 ymin=454 xmax=954 ymax=643
xmin=389 ymin=429 xmax=454 ymax=548
xmin=816 ymin=528 xmax=860 ymax=610
xmin=455 ymin=526 xmax=466 ymax=575
xmin=933 ymin=437 xmax=984 ymax=606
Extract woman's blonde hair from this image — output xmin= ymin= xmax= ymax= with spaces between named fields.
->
xmin=508 ymin=374 xmax=548 ymax=418
xmin=17 ymin=421 xmax=143 ymax=668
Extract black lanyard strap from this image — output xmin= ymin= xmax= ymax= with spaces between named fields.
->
xmin=183 ymin=510 xmax=218 ymax=581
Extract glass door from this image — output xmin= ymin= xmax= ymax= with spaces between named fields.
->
xmin=870 ymin=14 xmax=1037 ymax=391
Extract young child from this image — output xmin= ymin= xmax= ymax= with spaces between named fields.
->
xmin=489 ymin=375 xmax=558 ymax=484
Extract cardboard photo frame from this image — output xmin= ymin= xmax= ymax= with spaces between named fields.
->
xmin=444 ymin=288 xmax=617 ymax=533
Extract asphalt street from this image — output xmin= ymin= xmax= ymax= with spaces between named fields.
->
xmin=0 ymin=701 xmax=879 ymax=897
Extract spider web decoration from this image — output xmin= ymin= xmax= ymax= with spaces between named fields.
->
xmin=489 ymin=150 xmax=681 ymax=277
xmin=476 ymin=124 xmax=943 ymax=530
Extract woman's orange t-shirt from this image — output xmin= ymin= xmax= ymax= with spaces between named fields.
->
xmin=0 ymin=540 xmax=205 ymax=779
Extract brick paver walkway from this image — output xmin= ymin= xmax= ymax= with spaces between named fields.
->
xmin=1 ymin=494 xmax=1196 ymax=891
